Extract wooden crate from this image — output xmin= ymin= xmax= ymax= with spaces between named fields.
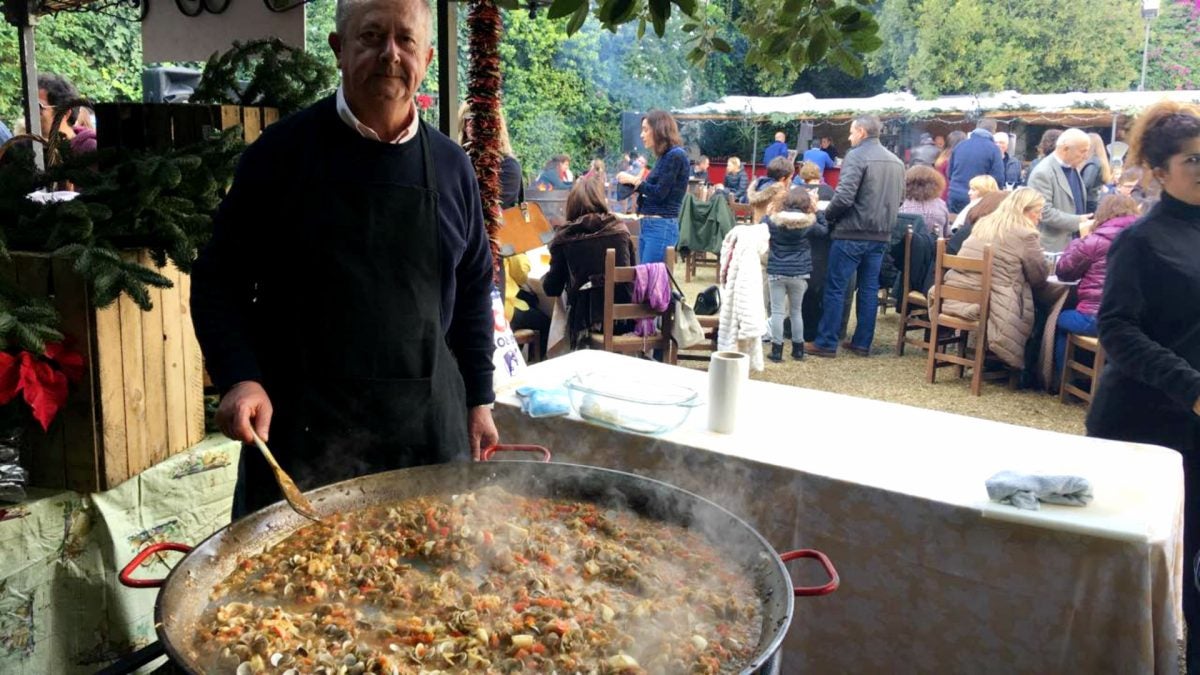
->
xmin=93 ymin=103 xmax=279 ymax=150
xmin=1 ymin=251 xmax=205 ymax=492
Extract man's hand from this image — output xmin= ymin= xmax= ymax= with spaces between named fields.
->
xmin=1194 ymin=396 xmax=1200 ymax=417
xmin=468 ymin=405 xmax=499 ymax=461
xmin=1079 ymin=215 xmax=1095 ymax=238
xmin=216 ymin=381 xmax=273 ymax=444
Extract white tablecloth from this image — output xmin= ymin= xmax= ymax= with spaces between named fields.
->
xmin=494 ymin=351 xmax=1184 ymax=673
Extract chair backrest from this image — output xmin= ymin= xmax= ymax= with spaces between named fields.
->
xmin=599 ymin=246 xmax=676 ymax=354
xmin=930 ymin=237 xmax=994 ymax=323
xmin=731 ymin=202 xmax=753 ymax=223
xmin=900 ymin=225 xmax=914 ymax=298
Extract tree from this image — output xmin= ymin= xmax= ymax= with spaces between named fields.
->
xmin=0 ymin=8 xmax=142 ymax=131
xmin=871 ymin=0 xmax=1141 ymax=97
xmin=1141 ymin=0 xmax=1200 ymax=90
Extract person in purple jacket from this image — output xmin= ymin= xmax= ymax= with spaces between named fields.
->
xmin=1052 ymin=193 xmax=1142 ymax=380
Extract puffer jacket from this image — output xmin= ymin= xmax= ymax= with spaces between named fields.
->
xmin=723 ymin=170 xmax=750 ymax=202
xmin=940 ymin=226 xmax=1049 ymax=369
xmin=825 ymin=138 xmax=905 ymax=242
xmin=747 ymin=177 xmax=787 ymax=224
xmin=766 ymin=210 xmax=828 ymax=277
xmin=718 ymin=222 xmax=770 ymax=371
xmin=1054 ymin=214 xmax=1139 ymax=316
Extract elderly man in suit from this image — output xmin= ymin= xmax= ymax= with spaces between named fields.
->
xmin=1026 ymin=127 xmax=1095 ymax=253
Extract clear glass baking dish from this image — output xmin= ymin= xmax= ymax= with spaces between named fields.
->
xmin=563 ymin=372 xmax=702 ymax=435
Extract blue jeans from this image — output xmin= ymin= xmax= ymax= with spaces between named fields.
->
xmin=815 ymin=239 xmax=886 ymax=351
xmin=638 ymin=216 xmax=679 ymax=264
xmin=1054 ymin=309 xmax=1098 ymax=384
xmin=768 ymin=275 xmax=808 ymax=344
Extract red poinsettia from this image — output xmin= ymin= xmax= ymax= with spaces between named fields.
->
xmin=0 ymin=343 xmax=85 ymax=431
xmin=416 ymin=94 xmax=434 ymax=111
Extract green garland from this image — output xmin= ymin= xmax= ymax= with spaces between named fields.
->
xmin=191 ymin=39 xmax=337 ymax=117
xmin=0 ymin=127 xmax=245 ymax=311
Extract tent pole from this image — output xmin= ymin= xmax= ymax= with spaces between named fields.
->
xmin=16 ymin=6 xmax=44 ymax=170
xmin=436 ymin=0 xmax=459 ymax=139
xmin=750 ymin=123 xmax=758 ymax=177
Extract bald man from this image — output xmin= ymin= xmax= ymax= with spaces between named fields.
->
xmin=763 ymin=130 xmax=789 ymax=165
xmin=192 ymin=0 xmax=498 ymax=517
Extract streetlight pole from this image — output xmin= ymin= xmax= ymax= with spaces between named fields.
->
xmin=1139 ymin=0 xmax=1160 ymax=91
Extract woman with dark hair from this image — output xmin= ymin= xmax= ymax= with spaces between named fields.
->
xmin=542 ymin=176 xmax=636 ymax=348
xmin=899 ymin=165 xmax=950 ymax=236
xmin=617 ymin=109 xmax=690 ymax=263
xmin=1024 ymin=128 xmax=1063 ymax=183
xmin=37 ymin=73 xmax=94 ymax=155
xmin=1086 ymin=101 xmax=1200 ymax=663
xmin=935 ymin=130 xmax=967 ymax=202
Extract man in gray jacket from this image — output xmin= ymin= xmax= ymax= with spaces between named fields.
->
xmin=807 ymin=115 xmax=905 ymax=358
xmin=1026 ymin=128 xmax=1095 ymax=253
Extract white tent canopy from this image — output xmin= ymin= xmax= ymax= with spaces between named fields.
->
xmin=674 ymin=89 xmax=1200 ymax=120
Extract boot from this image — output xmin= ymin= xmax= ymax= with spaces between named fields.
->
xmin=792 ymin=342 xmax=805 ymax=360
xmin=768 ymin=343 xmax=784 ymax=363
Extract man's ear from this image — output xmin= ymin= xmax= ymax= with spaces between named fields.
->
xmin=329 ymin=32 xmax=343 ymax=58
xmin=424 ymin=46 xmax=434 ymax=70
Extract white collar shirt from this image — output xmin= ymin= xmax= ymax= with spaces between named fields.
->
xmin=335 ymin=85 xmax=420 ymax=145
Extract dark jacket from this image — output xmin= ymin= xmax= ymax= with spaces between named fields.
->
xmin=766 ymin=210 xmax=828 ymax=277
xmin=542 ymin=213 xmax=636 ymax=343
xmin=1087 ymin=193 xmax=1200 ymax=455
xmin=824 ymin=138 xmax=905 ymax=242
xmin=723 ymin=169 xmax=750 ymax=202
xmin=1080 ymin=156 xmax=1107 ymax=212
xmin=947 ymin=130 xmax=1005 ymax=206
xmin=536 ymin=168 xmax=571 ymax=190
xmin=1054 ymin=214 xmax=1138 ymax=316
xmin=637 ymin=146 xmax=690 ymax=218
xmin=1002 ymin=153 xmax=1022 ymax=188
xmin=500 ymin=155 xmax=523 ymax=208
xmin=909 ymin=141 xmax=940 ymax=167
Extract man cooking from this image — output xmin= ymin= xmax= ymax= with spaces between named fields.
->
xmin=191 ymin=0 xmax=498 ymax=518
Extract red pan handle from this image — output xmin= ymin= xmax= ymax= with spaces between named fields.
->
xmin=119 ymin=542 xmax=194 ymax=589
xmin=779 ymin=549 xmax=839 ymax=597
xmin=481 ymin=444 xmax=552 ymax=462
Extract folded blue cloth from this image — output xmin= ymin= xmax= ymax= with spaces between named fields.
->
xmin=985 ymin=470 xmax=1093 ymax=511
xmin=515 ymin=386 xmax=572 ymax=418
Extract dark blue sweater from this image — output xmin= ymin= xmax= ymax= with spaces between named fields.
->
xmin=191 ymin=96 xmax=496 ymax=406
xmin=637 ymin=146 xmax=690 ymax=218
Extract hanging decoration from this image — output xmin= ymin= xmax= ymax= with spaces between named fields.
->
xmin=466 ymin=0 xmax=505 ymax=272
xmin=191 ymin=39 xmax=336 ymax=117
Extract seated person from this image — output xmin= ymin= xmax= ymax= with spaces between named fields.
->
xmin=939 ymin=188 xmax=1051 ymax=374
xmin=949 ymin=174 xmax=1000 ymax=233
xmin=792 ymin=161 xmax=835 ymax=200
xmin=39 ymin=74 xmax=95 ymax=155
xmin=1052 ymin=194 xmax=1141 ymax=380
xmin=947 ymin=190 xmax=1007 ymax=254
xmin=899 ymin=165 xmax=950 ymax=237
xmin=692 ymin=155 xmax=711 ymax=183
xmin=723 ymin=156 xmax=750 ymax=202
xmin=535 ymin=155 xmax=572 ymax=190
xmin=541 ymin=176 xmax=636 ymax=348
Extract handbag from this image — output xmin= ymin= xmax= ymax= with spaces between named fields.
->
xmin=694 ymin=285 xmax=720 ymax=315
xmin=665 ymin=267 xmax=705 ymax=349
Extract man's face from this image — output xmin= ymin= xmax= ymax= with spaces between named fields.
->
xmin=37 ymin=89 xmax=54 ymax=134
xmin=820 ymin=137 xmax=831 ymax=148
xmin=996 ymin=138 xmax=1008 ymax=155
xmin=1059 ymin=140 xmax=1091 ymax=169
xmin=934 ymin=135 xmax=945 ymax=149
xmin=848 ymin=125 xmax=865 ymax=147
xmin=330 ymin=0 xmax=434 ymax=115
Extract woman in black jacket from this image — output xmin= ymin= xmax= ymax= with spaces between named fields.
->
xmin=723 ymin=156 xmax=750 ymax=202
xmin=1086 ymin=100 xmax=1200 ymax=663
xmin=542 ymin=176 xmax=636 ymax=348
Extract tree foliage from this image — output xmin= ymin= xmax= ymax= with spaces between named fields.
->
xmin=1141 ymin=0 xmax=1200 ymax=90
xmin=0 ymin=8 xmax=142 ymax=130
xmin=870 ymin=0 xmax=1141 ymax=97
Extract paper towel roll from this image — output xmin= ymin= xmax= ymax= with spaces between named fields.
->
xmin=708 ymin=351 xmax=749 ymax=433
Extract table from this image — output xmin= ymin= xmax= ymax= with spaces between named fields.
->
xmin=494 ymin=351 xmax=1184 ymax=673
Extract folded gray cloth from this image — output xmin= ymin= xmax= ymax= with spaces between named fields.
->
xmin=985 ymin=470 xmax=1093 ymax=511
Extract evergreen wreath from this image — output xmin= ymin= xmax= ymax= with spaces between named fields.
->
xmin=191 ymin=38 xmax=337 ymax=116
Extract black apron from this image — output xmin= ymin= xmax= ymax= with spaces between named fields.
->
xmin=232 ymin=121 xmax=469 ymax=519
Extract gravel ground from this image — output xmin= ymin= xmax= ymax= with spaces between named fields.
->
xmin=674 ymin=256 xmax=1087 ymax=436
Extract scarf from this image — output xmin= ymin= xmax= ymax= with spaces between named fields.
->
xmin=632 ymin=262 xmax=672 ymax=337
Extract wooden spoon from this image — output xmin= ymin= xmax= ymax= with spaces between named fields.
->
xmin=250 ymin=431 xmax=321 ymax=522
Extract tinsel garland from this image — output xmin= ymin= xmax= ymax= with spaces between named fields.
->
xmin=466 ymin=0 xmax=505 ymax=273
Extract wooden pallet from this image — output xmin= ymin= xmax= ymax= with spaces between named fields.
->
xmin=93 ymin=102 xmax=279 ymax=150
xmin=2 ymin=251 xmax=205 ymax=492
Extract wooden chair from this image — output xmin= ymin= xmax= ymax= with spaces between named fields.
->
xmin=1060 ymin=334 xmax=1106 ymax=407
xmin=587 ymin=247 xmax=677 ymax=364
xmin=684 ymin=250 xmax=718 ymax=282
xmin=731 ymin=202 xmax=753 ymax=223
xmin=895 ymin=225 xmax=944 ymax=356
xmin=678 ymin=315 xmax=720 ymax=362
xmin=925 ymin=238 xmax=999 ymax=396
